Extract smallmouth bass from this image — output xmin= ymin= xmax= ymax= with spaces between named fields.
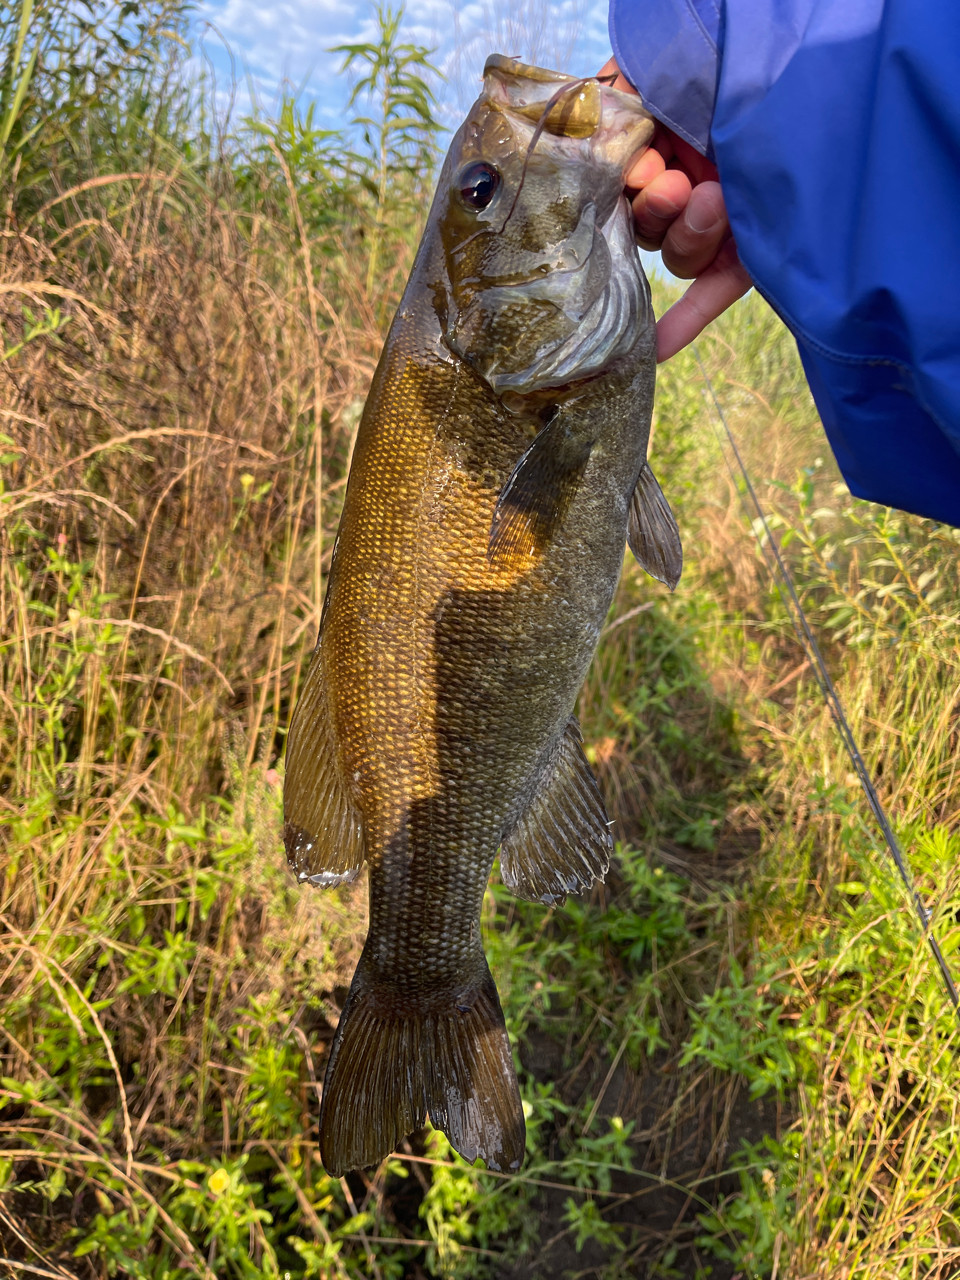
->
xmin=284 ymin=55 xmax=683 ymax=1175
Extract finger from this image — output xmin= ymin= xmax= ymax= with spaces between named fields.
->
xmin=660 ymin=181 xmax=729 ymax=279
xmin=599 ymin=57 xmax=659 ymax=186
xmin=625 ymin=146 xmax=665 ymax=190
xmin=671 ymin=135 xmax=720 ymax=185
xmin=631 ymin=169 xmax=693 ymax=249
xmin=594 ymin=71 xmax=717 ymax=187
xmin=653 ymin=130 xmax=675 ymax=163
xmin=656 ymin=239 xmax=752 ymax=362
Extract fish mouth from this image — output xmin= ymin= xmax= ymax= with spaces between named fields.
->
xmin=483 ymin=54 xmax=654 ymax=164
xmin=446 ymin=196 xmax=649 ymax=395
xmin=439 ymin=55 xmax=654 ymax=395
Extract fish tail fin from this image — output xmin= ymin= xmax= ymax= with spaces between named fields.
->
xmin=319 ymin=963 xmax=525 ymax=1175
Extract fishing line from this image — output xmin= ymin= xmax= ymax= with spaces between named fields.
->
xmin=692 ymin=345 xmax=960 ymax=1017
xmin=497 ymin=76 xmax=593 ymax=235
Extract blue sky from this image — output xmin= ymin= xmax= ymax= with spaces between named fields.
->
xmin=193 ymin=0 xmax=614 ymax=130
xmin=190 ymin=0 xmax=675 ymax=279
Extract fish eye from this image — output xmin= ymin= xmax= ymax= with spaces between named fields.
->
xmin=457 ymin=162 xmax=501 ymax=211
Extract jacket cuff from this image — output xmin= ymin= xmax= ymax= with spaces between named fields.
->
xmin=608 ymin=0 xmax=722 ymax=157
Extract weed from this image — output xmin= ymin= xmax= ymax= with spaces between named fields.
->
xmin=1 ymin=4 xmax=959 ymax=1277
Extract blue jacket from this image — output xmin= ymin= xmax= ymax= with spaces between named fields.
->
xmin=609 ymin=0 xmax=960 ymax=526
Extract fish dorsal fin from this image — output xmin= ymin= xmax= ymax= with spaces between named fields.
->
xmin=627 ymin=461 xmax=683 ymax=591
xmin=283 ymin=650 xmax=365 ymax=887
xmin=499 ymin=716 xmax=612 ymax=905
xmin=489 ymin=414 xmax=593 ymax=567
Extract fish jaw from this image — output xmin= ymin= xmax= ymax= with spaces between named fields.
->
xmin=434 ymin=56 xmax=654 ymax=397
xmin=482 ymin=53 xmax=655 ymax=170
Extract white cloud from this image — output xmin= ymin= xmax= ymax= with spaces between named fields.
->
xmin=194 ymin=0 xmax=612 ymax=126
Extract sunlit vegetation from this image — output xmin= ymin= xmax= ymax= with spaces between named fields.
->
xmin=1 ymin=3 xmax=959 ymax=1276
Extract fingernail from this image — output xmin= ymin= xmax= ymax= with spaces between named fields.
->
xmin=645 ymin=194 xmax=682 ymax=220
xmin=685 ymin=202 xmax=722 ymax=234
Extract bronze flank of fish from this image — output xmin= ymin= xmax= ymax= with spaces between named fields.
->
xmin=283 ymin=55 xmax=683 ymax=1175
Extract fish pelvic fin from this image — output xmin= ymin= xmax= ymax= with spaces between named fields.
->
xmin=500 ymin=715 xmax=613 ymax=905
xmin=283 ymin=648 xmax=365 ymax=888
xmin=319 ymin=965 xmax=525 ymax=1176
xmin=627 ymin=461 xmax=683 ymax=591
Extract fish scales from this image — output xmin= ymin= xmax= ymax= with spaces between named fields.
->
xmin=284 ymin=55 xmax=682 ymax=1174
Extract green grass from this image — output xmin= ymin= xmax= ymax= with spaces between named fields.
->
xmin=2 ymin=7 xmax=960 ymax=1277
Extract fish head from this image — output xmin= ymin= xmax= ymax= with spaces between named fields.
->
xmin=436 ymin=56 xmax=655 ymax=395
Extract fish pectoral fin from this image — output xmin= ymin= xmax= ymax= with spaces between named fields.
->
xmin=283 ymin=649 xmax=365 ymax=888
xmin=627 ymin=461 xmax=683 ymax=591
xmin=500 ymin=715 xmax=613 ymax=905
xmin=319 ymin=964 xmax=525 ymax=1175
xmin=488 ymin=414 xmax=594 ymax=567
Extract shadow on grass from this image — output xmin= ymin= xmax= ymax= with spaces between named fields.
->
xmin=472 ymin=578 xmax=785 ymax=1278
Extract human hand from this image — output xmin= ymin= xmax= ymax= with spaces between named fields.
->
xmin=599 ymin=58 xmax=752 ymax=362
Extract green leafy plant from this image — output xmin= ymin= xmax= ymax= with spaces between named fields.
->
xmin=1 ymin=2 xmax=959 ymax=1273
xmin=331 ymin=3 xmax=442 ymax=295
xmin=0 ymin=0 xmax=189 ymax=198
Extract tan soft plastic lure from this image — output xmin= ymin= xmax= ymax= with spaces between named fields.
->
xmin=283 ymin=55 xmax=681 ymax=1176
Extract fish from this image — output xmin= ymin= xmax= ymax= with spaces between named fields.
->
xmin=283 ymin=54 xmax=683 ymax=1177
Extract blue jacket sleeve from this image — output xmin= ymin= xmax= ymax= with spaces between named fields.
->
xmin=609 ymin=0 xmax=960 ymax=527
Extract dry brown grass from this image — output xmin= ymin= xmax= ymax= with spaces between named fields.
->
xmin=1 ymin=152 xmax=959 ymax=1276
xmin=0 ymin=163 xmax=406 ymax=1268
xmin=0 ymin=163 xmax=395 ymax=799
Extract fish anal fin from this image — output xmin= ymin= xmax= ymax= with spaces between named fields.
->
xmin=488 ymin=415 xmax=593 ymax=568
xmin=500 ymin=716 xmax=613 ymax=905
xmin=319 ymin=963 xmax=525 ymax=1175
xmin=627 ymin=461 xmax=682 ymax=591
xmin=283 ymin=649 xmax=365 ymax=887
